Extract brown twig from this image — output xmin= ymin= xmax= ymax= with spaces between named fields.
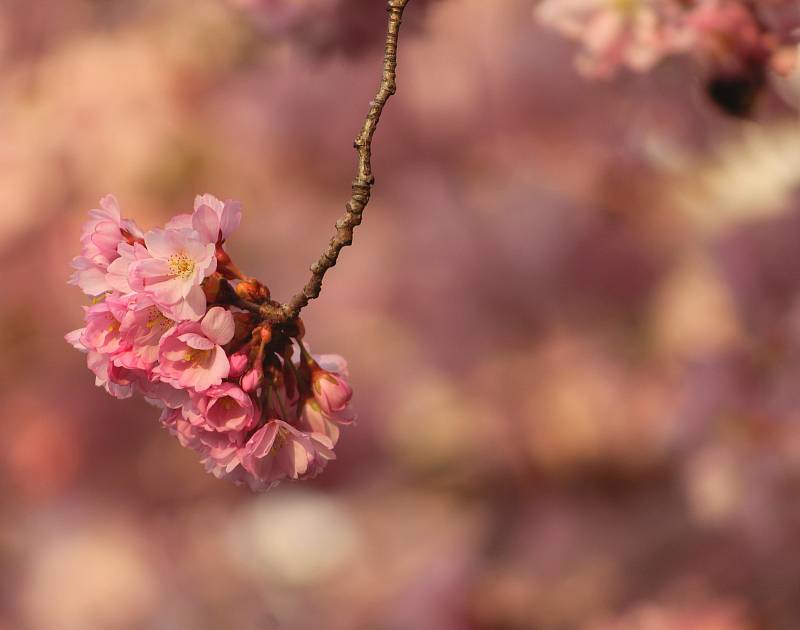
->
xmin=259 ymin=0 xmax=411 ymax=324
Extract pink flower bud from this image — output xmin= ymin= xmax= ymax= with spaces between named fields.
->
xmin=241 ymin=363 xmax=264 ymax=393
xmin=312 ymin=369 xmax=353 ymax=416
xmin=228 ymin=351 xmax=250 ymax=378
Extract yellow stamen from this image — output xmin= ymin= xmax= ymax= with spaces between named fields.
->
xmin=168 ymin=252 xmax=195 ymax=279
xmin=145 ymin=307 xmax=172 ymax=330
xmin=183 ymin=348 xmax=207 ymax=365
xmin=270 ymin=430 xmax=288 ymax=455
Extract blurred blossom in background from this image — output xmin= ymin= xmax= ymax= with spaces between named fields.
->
xmin=2 ymin=0 xmax=800 ymax=628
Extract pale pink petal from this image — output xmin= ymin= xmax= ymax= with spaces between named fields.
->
xmin=201 ymin=306 xmax=235 ymax=346
xmin=167 ymin=285 xmax=207 ymax=322
xmin=165 ymin=214 xmax=193 ymax=230
xmin=207 ymin=346 xmax=231 ymax=382
xmin=247 ymin=423 xmax=279 ymax=459
xmin=69 ymin=264 xmax=111 ymax=295
xmin=220 ymin=201 xmax=242 ymax=239
xmin=180 ymin=333 xmax=216 ymax=351
xmin=194 ymin=193 xmax=225 ymax=214
xmin=192 ymin=204 xmax=220 ymax=244
xmin=99 ymin=194 xmax=122 ymax=221
xmin=229 ymin=351 xmax=249 ymax=377
xmin=65 ymin=328 xmax=87 ymax=351
xmin=143 ymin=228 xmax=178 ymax=258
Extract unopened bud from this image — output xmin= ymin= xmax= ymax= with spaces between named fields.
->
xmin=229 ymin=351 xmax=249 ymax=378
xmin=235 ymin=279 xmax=270 ymax=302
xmin=242 ymin=364 xmax=263 ymax=393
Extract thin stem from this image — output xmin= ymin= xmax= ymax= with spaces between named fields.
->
xmin=259 ymin=0 xmax=411 ymax=324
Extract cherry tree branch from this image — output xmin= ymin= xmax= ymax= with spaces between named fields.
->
xmin=259 ymin=0 xmax=411 ymax=324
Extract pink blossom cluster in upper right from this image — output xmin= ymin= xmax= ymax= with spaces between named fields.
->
xmin=535 ymin=0 xmax=799 ymax=113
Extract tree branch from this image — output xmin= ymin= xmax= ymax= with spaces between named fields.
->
xmin=259 ymin=0 xmax=411 ymax=324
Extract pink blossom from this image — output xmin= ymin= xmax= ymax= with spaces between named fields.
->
xmin=86 ymin=351 xmax=137 ymax=399
xmin=64 ymin=327 xmax=86 ymax=351
xmin=69 ymin=195 xmax=143 ymax=295
xmin=140 ymin=377 xmax=190 ymax=410
xmin=535 ymin=0 xmax=693 ymax=78
xmin=295 ymin=353 xmax=354 ymax=444
xmin=241 ymin=362 xmax=264 ymax=393
xmin=684 ymin=0 xmax=772 ymax=74
xmin=156 ymin=306 xmax=234 ymax=391
xmin=107 ymin=293 xmax=174 ymax=370
xmin=160 ymin=408 xmax=244 ymax=479
xmin=192 ymin=193 xmax=242 ymax=245
xmin=69 ymin=257 xmax=115 ymax=297
xmin=66 ymin=194 xmax=354 ymax=491
xmin=240 ymin=419 xmax=335 ymax=489
xmin=200 ymin=433 xmax=244 ymax=479
xmin=78 ymin=301 xmax=126 ymax=356
xmin=297 ymin=398 xmax=342 ymax=444
xmin=228 ymin=351 xmax=250 ymax=378
xmin=129 ymin=227 xmax=216 ymax=321
xmin=106 ymin=242 xmax=150 ymax=294
xmin=311 ymin=354 xmax=355 ymax=419
xmin=187 ymin=383 xmax=257 ymax=433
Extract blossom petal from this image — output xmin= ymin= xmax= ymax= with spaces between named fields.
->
xmin=201 ymin=306 xmax=235 ymax=346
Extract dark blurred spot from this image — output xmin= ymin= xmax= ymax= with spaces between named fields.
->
xmin=706 ymin=73 xmax=763 ymax=119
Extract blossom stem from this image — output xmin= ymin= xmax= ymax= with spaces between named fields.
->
xmin=259 ymin=0 xmax=412 ymax=324
xmin=274 ymin=382 xmax=291 ymax=421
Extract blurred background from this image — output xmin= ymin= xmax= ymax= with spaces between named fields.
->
xmin=2 ymin=0 xmax=800 ymax=628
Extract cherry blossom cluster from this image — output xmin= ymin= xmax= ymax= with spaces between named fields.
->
xmin=66 ymin=195 xmax=355 ymax=490
xmin=536 ymin=0 xmax=799 ymax=113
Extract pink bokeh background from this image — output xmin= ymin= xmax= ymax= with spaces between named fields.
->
xmin=2 ymin=0 xmax=800 ymax=628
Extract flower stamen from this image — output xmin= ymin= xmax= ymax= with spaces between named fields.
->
xmin=168 ymin=252 xmax=195 ymax=279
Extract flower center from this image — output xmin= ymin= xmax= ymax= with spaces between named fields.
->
xmin=183 ymin=347 xmax=208 ymax=366
xmin=106 ymin=320 xmax=120 ymax=333
xmin=168 ymin=252 xmax=195 ymax=279
xmin=145 ymin=307 xmax=172 ymax=330
xmin=270 ymin=429 xmax=288 ymax=455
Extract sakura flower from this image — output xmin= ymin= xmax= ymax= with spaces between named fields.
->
xmin=64 ymin=327 xmax=86 ymax=351
xmin=129 ymin=227 xmax=216 ymax=321
xmin=156 ymin=306 xmax=234 ymax=391
xmin=66 ymin=194 xmax=355 ymax=491
xmin=107 ymin=293 xmax=174 ymax=370
xmin=187 ymin=383 xmax=257 ymax=433
xmin=200 ymin=434 xmax=245 ymax=479
xmin=241 ymin=362 xmax=264 ymax=393
xmin=228 ymin=351 xmax=250 ymax=378
xmin=69 ymin=195 xmax=143 ymax=295
xmin=69 ymin=257 xmax=115 ymax=297
xmin=78 ymin=301 xmax=127 ymax=356
xmin=687 ymin=0 xmax=775 ymax=72
xmin=139 ymin=377 xmax=190 ymax=410
xmin=240 ymin=420 xmax=336 ymax=489
xmin=160 ymin=407 xmax=244 ymax=479
xmin=297 ymin=398 xmax=342 ymax=444
xmin=66 ymin=319 xmax=137 ymax=400
xmin=682 ymin=0 xmax=776 ymax=115
xmin=296 ymin=353 xmax=354 ymax=444
xmin=310 ymin=354 xmax=355 ymax=420
xmin=106 ymin=242 xmax=150 ymax=294
xmin=535 ymin=0 xmax=692 ymax=78
xmin=86 ymin=351 xmax=137 ymax=400
xmin=192 ymin=194 xmax=242 ymax=245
